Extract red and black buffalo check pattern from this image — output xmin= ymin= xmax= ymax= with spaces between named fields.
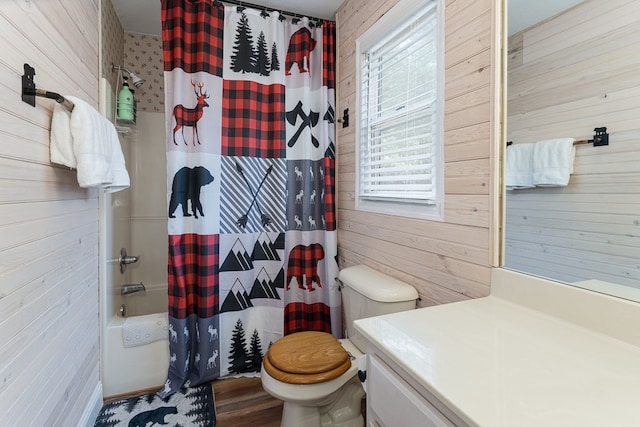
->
xmin=284 ymin=302 xmax=332 ymax=335
xmin=323 ymin=157 xmax=336 ymax=231
xmin=168 ymin=234 xmax=219 ymax=319
xmin=162 ymin=0 xmax=225 ymax=76
xmin=322 ymin=22 xmax=336 ymax=89
xmin=221 ymin=80 xmax=286 ymax=158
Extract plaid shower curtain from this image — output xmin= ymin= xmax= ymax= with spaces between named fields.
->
xmin=159 ymin=0 xmax=339 ymax=397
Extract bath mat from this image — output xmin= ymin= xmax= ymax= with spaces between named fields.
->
xmin=94 ymin=384 xmax=216 ymax=427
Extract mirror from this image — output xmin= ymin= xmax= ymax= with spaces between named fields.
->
xmin=504 ymin=0 xmax=640 ymax=301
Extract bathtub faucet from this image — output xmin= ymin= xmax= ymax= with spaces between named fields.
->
xmin=118 ymin=248 xmax=140 ymax=274
xmin=121 ymin=283 xmax=146 ymax=295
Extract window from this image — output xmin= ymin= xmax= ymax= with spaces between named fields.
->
xmin=356 ymin=0 xmax=443 ymax=221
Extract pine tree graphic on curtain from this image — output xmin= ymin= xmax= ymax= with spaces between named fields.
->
xmin=228 ymin=319 xmax=264 ymax=374
xmin=248 ymin=329 xmax=264 ymax=371
xmin=230 ymin=12 xmax=280 ymax=76
xmin=271 ymin=42 xmax=280 ymax=71
xmin=256 ymin=31 xmax=271 ymax=76
xmin=230 ymin=12 xmax=256 ymax=73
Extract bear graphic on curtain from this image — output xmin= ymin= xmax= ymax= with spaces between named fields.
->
xmin=168 ymin=166 xmax=214 ymax=219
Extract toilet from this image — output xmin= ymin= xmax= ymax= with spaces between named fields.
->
xmin=261 ymin=265 xmax=419 ymax=427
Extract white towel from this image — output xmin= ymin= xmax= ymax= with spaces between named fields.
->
xmin=505 ymin=143 xmax=534 ymax=190
xmin=50 ymin=105 xmax=77 ymax=168
xmin=50 ymin=96 xmax=130 ymax=192
xmin=103 ymin=126 xmax=130 ymax=193
xmin=122 ymin=312 xmax=169 ymax=348
xmin=532 ymin=138 xmax=575 ymax=187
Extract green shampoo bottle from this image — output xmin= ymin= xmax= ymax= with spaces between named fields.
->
xmin=117 ymin=76 xmax=135 ymax=122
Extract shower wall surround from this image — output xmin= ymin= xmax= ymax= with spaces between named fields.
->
xmin=102 ymin=0 xmax=125 ymax=95
xmin=124 ymin=33 xmax=164 ymax=113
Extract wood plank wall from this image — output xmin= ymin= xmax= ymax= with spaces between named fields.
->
xmin=505 ymin=0 xmax=640 ymax=287
xmin=336 ymin=0 xmax=502 ymax=306
xmin=0 ymin=1 xmax=101 ymax=425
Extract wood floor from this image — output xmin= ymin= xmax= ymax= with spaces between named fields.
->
xmin=213 ymin=377 xmax=366 ymax=426
xmin=213 ymin=377 xmax=283 ymax=426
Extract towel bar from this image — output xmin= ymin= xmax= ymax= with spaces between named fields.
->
xmin=507 ymin=127 xmax=609 ymax=147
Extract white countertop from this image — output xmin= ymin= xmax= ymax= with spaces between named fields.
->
xmin=354 ymin=270 xmax=640 ymax=427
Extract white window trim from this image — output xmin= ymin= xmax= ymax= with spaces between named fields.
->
xmin=355 ymin=0 xmax=444 ymax=222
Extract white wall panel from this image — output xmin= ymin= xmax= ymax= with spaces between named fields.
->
xmin=0 ymin=0 xmax=101 ymax=425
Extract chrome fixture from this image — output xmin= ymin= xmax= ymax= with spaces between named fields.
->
xmin=119 ymin=304 xmax=127 ymax=317
xmin=121 ymin=283 xmax=146 ymax=296
xmin=111 ymin=64 xmax=145 ymax=88
xmin=119 ymin=247 xmax=140 ymax=274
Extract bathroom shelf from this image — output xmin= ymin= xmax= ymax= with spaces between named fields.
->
xmin=116 ymin=117 xmax=136 ymax=125
xmin=115 ymin=116 xmax=136 ymax=135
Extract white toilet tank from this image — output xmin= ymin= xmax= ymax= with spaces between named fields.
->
xmin=339 ymin=265 xmax=419 ymax=352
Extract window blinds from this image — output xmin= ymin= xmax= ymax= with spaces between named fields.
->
xmin=359 ymin=2 xmax=438 ymax=204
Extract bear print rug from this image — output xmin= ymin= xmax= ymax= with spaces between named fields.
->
xmin=94 ymin=384 xmax=215 ymax=427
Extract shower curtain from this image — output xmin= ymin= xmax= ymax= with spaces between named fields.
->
xmin=159 ymin=0 xmax=338 ymax=397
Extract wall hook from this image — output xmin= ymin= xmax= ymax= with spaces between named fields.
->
xmin=337 ymin=108 xmax=349 ymax=128
xmin=21 ymin=63 xmax=36 ymax=107
xmin=21 ymin=63 xmax=74 ymax=111
xmin=592 ymin=127 xmax=609 ymax=146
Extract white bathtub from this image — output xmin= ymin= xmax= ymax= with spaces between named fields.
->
xmin=102 ymin=283 xmax=169 ymax=398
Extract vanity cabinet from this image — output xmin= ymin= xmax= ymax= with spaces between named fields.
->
xmin=354 ymin=268 xmax=640 ymax=427
xmin=367 ymin=353 xmax=456 ymax=427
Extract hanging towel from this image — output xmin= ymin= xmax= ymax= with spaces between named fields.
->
xmin=122 ymin=312 xmax=169 ymax=348
xmin=532 ymin=138 xmax=575 ymax=187
xmin=50 ymin=104 xmax=77 ymax=168
xmin=505 ymin=142 xmax=535 ymax=190
xmin=49 ymin=96 xmax=130 ymax=192
xmin=103 ymin=127 xmax=130 ymax=193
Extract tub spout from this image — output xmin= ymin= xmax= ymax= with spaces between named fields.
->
xmin=121 ymin=283 xmax=145 ymax=295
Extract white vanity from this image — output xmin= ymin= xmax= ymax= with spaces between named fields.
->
xmin=354 ymin=268 xmax=640 ymax=426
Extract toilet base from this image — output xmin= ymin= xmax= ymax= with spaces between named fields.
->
xmin=279 ymin=376 xmax=365 ymax=427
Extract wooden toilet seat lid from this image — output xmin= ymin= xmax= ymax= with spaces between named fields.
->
xmin=264 ymin=331 xmax=351 ymax=384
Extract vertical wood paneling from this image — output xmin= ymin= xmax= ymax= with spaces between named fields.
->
xmin=0 ymin=0 xmax=100 ymax=425
xmin=336 ymin=0 xmax=501 ymax=306
xmin=505 ymin=0 xmax=640 ymax=288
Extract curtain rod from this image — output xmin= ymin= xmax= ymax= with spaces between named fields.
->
xmin=218 ymin=0 xmax=334 ymax=23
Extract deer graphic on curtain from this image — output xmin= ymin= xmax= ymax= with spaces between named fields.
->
xmin=172 ymin=81 xmax=210 ymax=145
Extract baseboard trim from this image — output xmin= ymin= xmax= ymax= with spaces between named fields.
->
xmin=78 ymin=382 xmax=103 ymax=427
